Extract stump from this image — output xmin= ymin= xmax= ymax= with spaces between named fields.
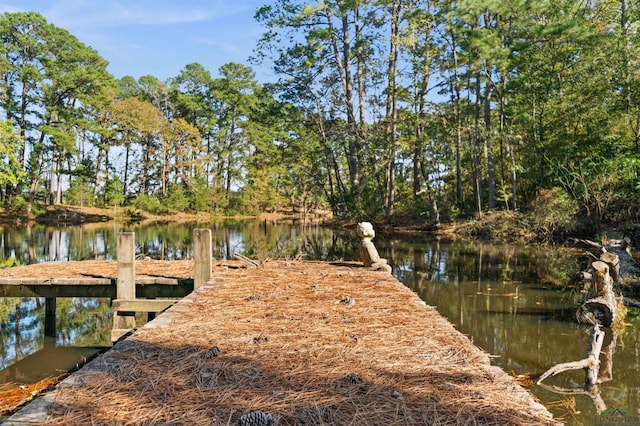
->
xmin=576 ymin=261 xmax=618 ymax=327
xmin=599 ymin=252 xmax=620 ymax=284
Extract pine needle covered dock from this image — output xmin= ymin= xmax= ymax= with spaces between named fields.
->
xmin=3 ymin=260 xmax=557 ymax=425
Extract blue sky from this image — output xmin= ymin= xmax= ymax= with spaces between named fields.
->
xmin=0 ymin=0 xmax=275 ymax=83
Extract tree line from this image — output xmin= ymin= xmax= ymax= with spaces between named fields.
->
xmin=1 ymin=1 xmax=639 ymax=227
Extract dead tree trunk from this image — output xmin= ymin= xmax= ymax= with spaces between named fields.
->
xmin=536 ymin=324 xmax=604 ymax=389
xmin=536 ymin=236 xmax=635 ymax=412
xmin=576 ymin=261 xmax=618 ymax=327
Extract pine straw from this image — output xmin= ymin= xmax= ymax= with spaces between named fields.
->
xmin=0 ymin=375 xmax=64 ymax=416
xmin=0 ymin=259 xmax=195 ymax=280
xmin=14 ymin=261 xmax=555 ymax=425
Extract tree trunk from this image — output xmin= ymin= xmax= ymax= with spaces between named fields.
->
xmin=484 ymin=78 xmax=495 ymax=210
xmin=448 ymin=26 xmax=464 ymax=209
xmin=123 ymin=144 xmax=130 ymax=198
xmin=576 ymin=261 xmax=618 ymax=327
xmin=325 ymin=8 xmax=359 ymax=194
xmin=49 ymin=150 xmax=56 ymax=205
xmin=385 ymin=0 xmax=400 ymax=218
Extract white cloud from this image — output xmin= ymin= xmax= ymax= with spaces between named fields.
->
xmin=47 ymin=1 xmax=226 ymax=30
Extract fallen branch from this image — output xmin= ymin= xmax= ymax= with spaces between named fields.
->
xmin=233 ymin=252 xmax=259 ymax=268
xmin=537 ymin=324 xmax=604 ymax=388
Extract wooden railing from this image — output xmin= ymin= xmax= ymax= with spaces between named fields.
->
xmin=110 ymin=228 xmax=212 ymax=342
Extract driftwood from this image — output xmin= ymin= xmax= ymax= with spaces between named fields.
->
xmin=233 ymin=252 xmax=259 ymax=268
xmin=536 ymin=324 xmax=604 ymax=388
xmin=536 ymin=235 xmax=634 ymax=402
xmin=576 ymin=261 xmax=618 ymax=327
xmin=536 ymin=327 xmax=617 ymax=414
xmin=572 ymin=236 xmax=640 ymax=283
xmin=570 ymin=234 xmax=640 ymax=325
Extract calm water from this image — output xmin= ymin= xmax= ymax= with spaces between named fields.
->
xmin=0 ymin=220 xmax=638 ymax=425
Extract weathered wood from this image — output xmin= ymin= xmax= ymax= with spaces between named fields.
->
xmin=600 ymin=252 xmax=620 ymax=284
xmin=111 ymin=328 xmax=133 ymax=342
xmin=136 ymin=278 xmax=180 ymax=285
xmin=234 ymin=252 xmax=258 ymax=268
xmin=573 ymin=236 xmax=640 ymax=282
xmin=356 ymin=222 xmax=392 ymax=273
xmin=576 ymin=261 xmax=618 ymax=327
xmin=111 ymin=299 xmax=178 ymax=313
xmin=0 ymin=281 xmax=192 ymax=298
xmin=584 ymin=324 xmax=606 ymax=389
xmin=194 ymin=228 xmax=212 ymax=289
xmin=114 ymin=232 xmax=136 ymax=337
xmin=537 ymin=324 xmax=605 ymax=388
xmin=117 ymin=232 xmax=136 ymax=301
xmin=0 ymin=277 xmax=114 ymax=285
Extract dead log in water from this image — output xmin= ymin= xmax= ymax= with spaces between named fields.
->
xmin=536 ymin=236 xmax=634 ymax=408
xmin=536 ymin=325 xmax=617 ymax=414
xmin=576 ymin=261 xmax=618 ymax=327
xmin=536 ymin=324 xmax=605 ymax=388
xmin=572 ymin=236 xmax=640 ymax=283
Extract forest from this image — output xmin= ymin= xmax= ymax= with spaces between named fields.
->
xmin=1 ymin=0 xmax=639 ymax=234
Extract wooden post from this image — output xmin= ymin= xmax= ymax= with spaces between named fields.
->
xmin=194 ymin=228 xmax=212 ymax=289
xmin=44 ymin=297 xmax=56 ymax=338
xmin=112 ymin=232 xmax=136 ymax=341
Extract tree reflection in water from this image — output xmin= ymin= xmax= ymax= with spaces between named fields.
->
xmin=0 ymin=221 xmax=638 ymax=424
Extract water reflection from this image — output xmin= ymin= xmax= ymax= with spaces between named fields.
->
xmin=0 ymin=220 xmax=358 ymax=265
xmin=0 ymin=221 xmax=638 ymax=424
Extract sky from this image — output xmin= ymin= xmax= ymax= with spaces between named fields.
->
xmin=0 ymin=0 xmax=276 ymax=83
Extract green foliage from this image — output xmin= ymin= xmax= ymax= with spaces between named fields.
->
xmin=0 ymin=121 xmax=25 ymax=187
xmin=527 ymin=187 xmax=579 ymax=238
xmin=186 ymin=176 xmax=211 ymax=212
xmin=3 ymin=5 xmax=640 ymax=227
xmin=164 ymin=184 xmax=190 ymax=212
xmin=104 ymin=176 xmax=125 ymax=207
xmin=227 ymin=191 xmax=258 ymax=216
xmin=65 ymin=176 xmax=95 ymax=207
xmin=6 ymin=196 xmax=28 ymax=216
xmin=0 ymin=257 xmax=20 ymax=269
xmin=132 ymin=194 xmax=168 ymax=215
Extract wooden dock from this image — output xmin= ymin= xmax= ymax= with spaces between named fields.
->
xmin=1 ymin=256 xmax=558 ymax=425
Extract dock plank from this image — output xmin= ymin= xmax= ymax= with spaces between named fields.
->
xmin=3 ymin=260 xmax=557 ymax=425
xmin=0 ymin=260 xmax=194 ymax=298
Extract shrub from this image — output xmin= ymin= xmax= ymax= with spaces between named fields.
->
xmin=528 ymin=187 xmax=579 ymax=237
xmin=7 ymin=196 xmax=28 ymax=216
xmin=132 ymin=194 xmax=168 ymax=215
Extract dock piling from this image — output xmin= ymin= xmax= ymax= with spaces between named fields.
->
xmin=44 ymin=297 xmax=56 ymax=339
xmin=112 ymin=232 xmax=136 ymax=342
xmin=110 ymin=230 xmax=209 ymax=342
xmin=194 ymin=228 xmax=212 ymax=289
